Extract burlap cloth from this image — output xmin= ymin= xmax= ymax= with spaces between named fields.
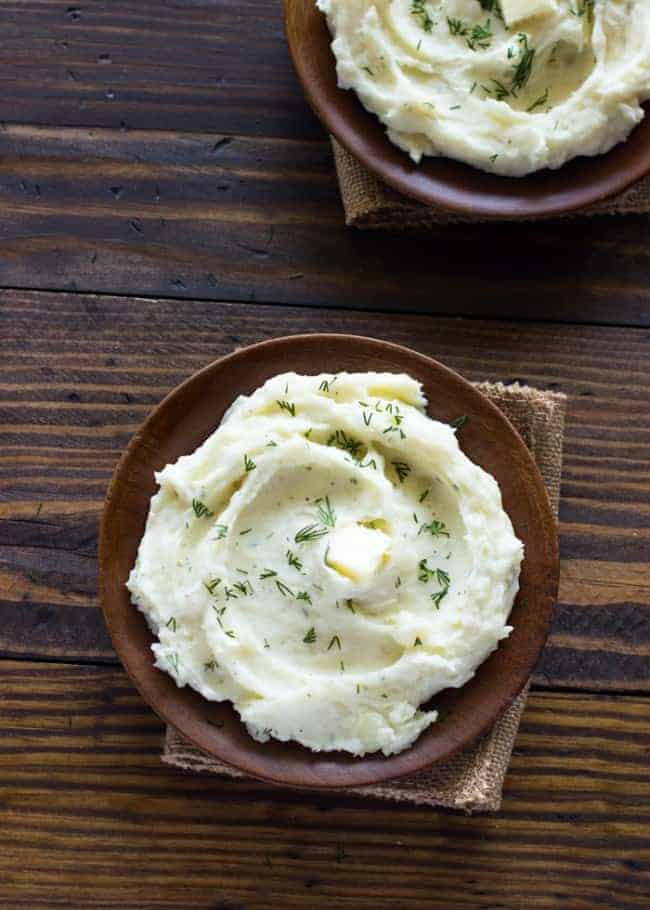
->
xmin=163 ymin=382 xmax=567 ymax=812
xmin=332 ymin=139 xmax=650 ymax=228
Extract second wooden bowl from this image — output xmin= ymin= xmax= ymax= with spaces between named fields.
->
xmin=285 ymin=0 xmax=650 ymax=219
xmin=99 ymin=334 xmax=558 ymax=789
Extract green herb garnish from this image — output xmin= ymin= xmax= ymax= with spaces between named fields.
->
xmin=411 ymin=0 xmax=433 ymax=32
xmin=204 ymin=577 xmax=221 ymax=596
xmin=319 ymin=377 xmax=337 ymax=392
xmin=431 ymin=569 xmax=451 ymax=609
xmin=276 ymin=579 xmax=294 ymax=597
xmin=447 ymin=16 xmax=467 ymax=37
xmin=316 ymin=495 xmax=336 ymax=528
xmin=359 ymin=458 xmax=377 ymax=469
xmin=392 ymin=461 xmax=411 ymax=484
xmin=467 ymin=19 xmax=492 ymax=51
xmin=527 ymin=87 xmax=549 ymax=112
xmin=418 ymin=558 xmax=436 ymax=582
xmin=327 ymin=429 xmax=364 ymax=460
xmin=192 ymin=499 xmax=213 ymax=519
xmin=295 ymin=523 xmax=329 ymax=544
xmin=303 ymin=627 xmax=317 ymax=644
xmin=277 ymin=399 xmax=296 ymax=417
xmin=511 ymin=34 xmax=535 ymax=94
xmin=287 ymin=550 xmax=303 ymax=571
xmin=233 ymin=580 xmax=253 ymax=596
xmin=418 ymin=519 xmax=450 ymax=538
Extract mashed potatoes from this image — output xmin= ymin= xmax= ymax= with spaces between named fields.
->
xmin=128 ymin=372 xmax=523 ymax=756
xmin=317 ymin=0 xmax=650 ymax=176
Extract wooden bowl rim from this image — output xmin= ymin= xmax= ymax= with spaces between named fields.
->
xmin=99 ymin=334 xmax=559 ymax=789
xmin=284 ymin=0 xmax=650 ymax=219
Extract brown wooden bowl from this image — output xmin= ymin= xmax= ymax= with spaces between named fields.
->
xmin=99 ymin=334 xmax=558 ymax=789
xmin=284 ymin=0 xmax=650 ymax=219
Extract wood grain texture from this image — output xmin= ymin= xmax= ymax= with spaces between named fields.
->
xmin=0 ymin=660 xmax=648 ymax=910
xmin=0 ymin=0 xmax=316 ymax=139
xmin=1 ymin=288 xmax=649 ymax=689
xmin=0 ymin=123 xmax=649 ymax=325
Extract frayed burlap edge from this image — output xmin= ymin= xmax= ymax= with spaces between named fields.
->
xmin=163 ymin=382 xmax=567 ymax=813
xmin=332 ymin=139 xmax=650 ymax=228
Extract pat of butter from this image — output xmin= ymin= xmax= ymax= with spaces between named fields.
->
xmin=499 ymin=0 xmax=555 ymax=28
xmin=326 ymin=524 xmax=390 ymax=582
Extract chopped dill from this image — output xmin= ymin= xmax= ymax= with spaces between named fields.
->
xmin=418 ymin=519 xmax=450 ymax=538
xmin=411 ymin=0 xmax=433 ymax=32
xmin=527 ymin=87 xmax=549 ymax=112
xmin=287 ymin=549 xmax=303 ymax=571
xmin=294 ymin=523 xmax=329 ymax=544
xmin=327 ymin=429 xmax=364 ymax=460
xmin=447 ymin=16 xmax=467 ymax=37
xmin=203 ymin=577 xmax=221 ymax=596
xmin=392 ymin=461 xmax=411 ymax=483
xmin=467 ymin=19 xmax=492 ymax=51
xmin=511 ymin=34 xmax=535 ymax=94
xmin=431 ymin=569 xmax=451 ymax=609
xmin=277 ymin=399 xmax=296 ymax=417
xmin=192 ymin=499 xmax=213 ymax=519
xmin=316 ymin=495 xmax=337 ymax=528
xmin=275 ymin=579 xmax=294 ymax=597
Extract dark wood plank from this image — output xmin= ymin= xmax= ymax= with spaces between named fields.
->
xmin=2 ymin=288 xmax=649 ymax=689
xmin=0 ymin=124 xmax=649 ymax=325
xmin=0 ymin=660 xmax=648 ymax=910
xmin=0 ymin=0 xmax=318 ymax=140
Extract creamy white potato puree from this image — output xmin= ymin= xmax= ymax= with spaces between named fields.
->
xmin=128 ymin=372 xmax=523 ymax=756
xmin=317 ymin=0 xmax=650 ymax=176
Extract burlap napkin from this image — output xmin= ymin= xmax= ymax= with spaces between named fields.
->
xmin=163 ymin=382 xmax=567 ymax=812
xmin=332 ymin=139 xmax=650 ymax=228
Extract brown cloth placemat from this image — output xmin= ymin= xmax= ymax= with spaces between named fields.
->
xmin=163 ymin=382 xmax=567 ymax=813
xmin=332 ymin=139 xmax=650 ymax=228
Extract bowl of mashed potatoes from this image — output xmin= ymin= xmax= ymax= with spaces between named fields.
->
xmin=285 ymin=0 xmax=650 ymax=217
xmin=100 ymin=335 xmax=558 ymax=788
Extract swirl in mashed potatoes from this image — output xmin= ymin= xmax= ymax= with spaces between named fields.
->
xmin=317 ymin=0 xmax=650 ymax=176
xmin=128 ymin=372 xmax=523 ymax=757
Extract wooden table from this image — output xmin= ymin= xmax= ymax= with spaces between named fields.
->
xmin=1 ymin=3 xmax=649 ymax=907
